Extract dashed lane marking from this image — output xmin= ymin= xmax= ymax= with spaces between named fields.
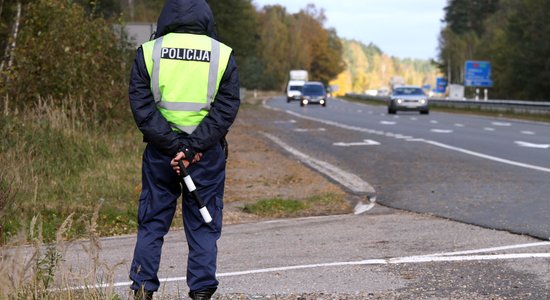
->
xmin=274 ymin=119 xmax=296 ymax=124
xmin=430 ymin=129 xmax=453 ymax=133
xmin=280 ymin=109 xmax=550 ymax=174
xmin=515 ymin=141 xmax=550 ymax=149
xmin=294 ymin=128 xmax=327 ymax=132
xmin=333 ymin=139 xmax=381 ymax=147
xmin=492 ymin=122 xmax=512 ymax=126
xmin=521 ymin=131 xmax=535 ymax=135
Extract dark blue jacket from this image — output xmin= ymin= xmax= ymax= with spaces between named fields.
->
xmin=129 ymin=0 xmax=240 ymax=156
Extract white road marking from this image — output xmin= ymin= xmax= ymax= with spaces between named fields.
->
xmin=394 ymin=134 xmax=413 ymax=140
xmin=410 ymin=117 xmax=418 ymax=121
xmin=333 ymin=139 xmax=380 ymax=147
xmin=354 ymin=198 xmax=376 ymax=214
xmin=430 ymin=120 xmax=439 ymax=124
xmin=263 ymin=133 xmax=376 ymax=194
xmin=492 ymin=122 xmax=512 ymax=126
xmin=380 ymin=121 xmax=396 ymax=125
xmin=294 ymin=128 xmax=327 ymax=132
xmin=408 ymin=241 xmax=550 ymax=258
xmin=484 ymin=127 xmax=495 ymax=131
xmin=274 ymin=119 xmax=297 ymax=124
xmin=425 ymin=140 xmax=550 ymax=173
xmin=521 ymin=131 xmax=535 ymax=135
xmin=430 ymin=129 xmax=453 ymax=133
xmin=515 ymin=141 xmax=550 ymax=149
xmin=282 ymin=109 xmax=550 ymax=174
xmin=454 ymin=123 xmax=465 ymax=127
xmin=67 ymin=241 xmax=550 ymax=290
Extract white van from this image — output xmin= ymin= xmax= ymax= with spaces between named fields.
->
xmin=286 ymin=80 xmax=305 ymax=102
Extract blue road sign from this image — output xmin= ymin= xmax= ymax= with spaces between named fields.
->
xmin=464 ymin=60 xmax=493 ymax=87
xmin=434 ymin=77 xmax=448 ymax=93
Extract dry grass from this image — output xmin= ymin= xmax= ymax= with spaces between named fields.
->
xmin=0 ymin=201 xmax=126 ymax=299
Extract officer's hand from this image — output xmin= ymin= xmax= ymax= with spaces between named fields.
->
xmin=171 ymin=152 xmax=203 ymax=175
xmin=171 ymin=152 xmax=188 ymax=175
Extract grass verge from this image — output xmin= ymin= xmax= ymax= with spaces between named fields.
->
xmin=241 ymin=193 xmax=352 ymax=219
xmin=0 ymin=97 xmax=142 ymax=243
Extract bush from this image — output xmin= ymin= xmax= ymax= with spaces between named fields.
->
xmin=5 ymin=0 xmax=132 ymax=122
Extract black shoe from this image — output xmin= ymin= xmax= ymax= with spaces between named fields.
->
xmin=188 ymin=288 xmax=216 ymax=300
xmin=134 ymin=289 xmax=154 ymax=300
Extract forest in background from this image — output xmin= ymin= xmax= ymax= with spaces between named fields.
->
xmin=331 ymin=39 xmax=438 ymax=96
xmin=437 ymin=0 xmax=550 ymax=100
xmin=0 ymin=0 xmax=439 ymax=98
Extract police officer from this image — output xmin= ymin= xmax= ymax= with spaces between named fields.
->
xmin=127 ymin=0 xmax=240 ymax=299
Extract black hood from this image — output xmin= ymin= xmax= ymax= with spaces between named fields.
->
xmin=154 ymin=0 xmax=218 ymax=39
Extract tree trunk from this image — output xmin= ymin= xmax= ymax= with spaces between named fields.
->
xmin=128 ymin=0 xmax=134 ymax=20
xmin=0 ymin=1 xmax=21 ymax=73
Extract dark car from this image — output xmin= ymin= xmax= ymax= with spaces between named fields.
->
xmin=300 ymin=82 xmax=327 ymax=107
xmin=388 ymin=85 xmax=429 ymax=114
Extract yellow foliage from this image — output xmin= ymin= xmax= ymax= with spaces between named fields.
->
xmin=331 ymin=40 xmax=441 ymax=96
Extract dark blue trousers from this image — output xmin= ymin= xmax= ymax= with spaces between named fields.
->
xmin=130 ymin=143 xmax=225 ymax=293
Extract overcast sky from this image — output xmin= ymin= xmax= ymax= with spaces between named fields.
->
xmin=252 ymin=0 xmax=447 ymax=60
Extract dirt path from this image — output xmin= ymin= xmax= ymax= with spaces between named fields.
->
xmin=223 ymin=94 xmax=350 ymax=224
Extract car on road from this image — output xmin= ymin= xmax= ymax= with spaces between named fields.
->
xmin=388 ymin=85 xmax=429 ymax=114
xmin=300 ymin=81 xmax=327 ymax=107
xmin=286 ymin=80 xmax=305 ymax=102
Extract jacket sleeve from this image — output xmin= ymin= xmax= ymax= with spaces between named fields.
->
xmin=128 ymin=46 xmax=181 ymax=156
xmin=180 ymin=54 xmax=241 ymax=152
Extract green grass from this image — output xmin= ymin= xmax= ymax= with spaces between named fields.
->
xmin=0 ymin=101 xmax=143 ymax=243
xmin=241 ymin=193 xmax=351 ymax=218
xmin=242 ymin=198 xmax=306 ymax=217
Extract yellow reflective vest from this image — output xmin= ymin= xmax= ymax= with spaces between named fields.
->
xmin=141 ymin=33 xmax=232 ymax=134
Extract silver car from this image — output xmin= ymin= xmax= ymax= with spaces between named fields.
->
xmin=388 ymin=86 xmax=429 ymax=114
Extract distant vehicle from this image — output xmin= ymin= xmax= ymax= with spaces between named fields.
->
xmin=388 ymin=85 xmax=429 ymax=114
xmin=286 ymin=70 xmax=309 ymax=102
xmin=300 ymin=82 xmax=327 ymax=107
xmin=286 ymin=80 xmax=305 ymax=102
xmin=289 ymin=70 xmax=308 ymax=81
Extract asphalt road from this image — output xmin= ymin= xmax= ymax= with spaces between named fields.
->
xmin=265 ymin=97 xmax=550 ymax=239
xmin=54 ymin=207 xmax=550 ymax=299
